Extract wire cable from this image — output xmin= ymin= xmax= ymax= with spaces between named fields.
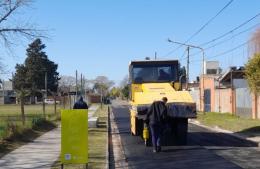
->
xmin=163 ymin=0 xmax=234 ymax=57
xmin=185 ymin=0 xmax=234 ymax=43
xmin=199 ymin=12 xmax=260 ymax=47
xmin=190 ymin=22 xmax=260 ymax=57
xmin=190 ymin=40 xmax=249 ymax=63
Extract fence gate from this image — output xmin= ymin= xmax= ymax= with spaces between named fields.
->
xmin=204 ymin=89 xmax=211 ymax=112
xmin=235 ymin=88 xmax=252 ymax=118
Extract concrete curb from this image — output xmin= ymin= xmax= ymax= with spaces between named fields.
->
xmin=189 ymin=119 xmax=260 ymax=147
xmin=106 ymin=106 xmax=111 ymax=169
xmin=109 ymin=107 xmax=129 ymax=169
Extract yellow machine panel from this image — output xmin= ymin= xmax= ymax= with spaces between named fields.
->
xmin=131 ymin=83 xmax=194 ymax=106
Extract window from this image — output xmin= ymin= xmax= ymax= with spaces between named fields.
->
xmin=132 ymin=64 xmax=177 ymax=83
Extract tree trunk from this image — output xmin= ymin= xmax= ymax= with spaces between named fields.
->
xmin=43 ymin=95 xmax=46 ymax=119
xmin=21 ymin=96 xmax=25 ymax=125
xmin=30 ymin=95 xmax=36 ymax=104
xmin=63 ymin=96 xmax=65 ymax=109
xmin=54 ymin=95 xmax=57 ymax=115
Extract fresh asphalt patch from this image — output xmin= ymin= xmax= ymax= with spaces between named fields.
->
xmin=109 ymin=101 xmax=260 ymax=169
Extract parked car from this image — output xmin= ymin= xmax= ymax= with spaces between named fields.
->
xmin=44 ymin=99 xmax=60 ymax=104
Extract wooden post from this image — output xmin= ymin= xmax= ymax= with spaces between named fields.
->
xmin=54 ymin=94 xmax=57 ymax=115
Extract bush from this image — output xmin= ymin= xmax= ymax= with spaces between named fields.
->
xmin=32 ymin=116 xmax=56 ymax=130
xmin=2 ymin=121 xmax=24 ymax=141
xmin=32 ymin=117 xmax=45 ymax=129
xmin=245 ymin=53 xmax=260 ymax=94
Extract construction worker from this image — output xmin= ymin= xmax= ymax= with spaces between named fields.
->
xmin=146 ymin=97 xmax=168 ymax=153
xmin=73 ymin=96 xmax=88 ymax=109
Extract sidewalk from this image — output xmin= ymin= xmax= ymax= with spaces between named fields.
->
xmin=88 ymin=104 xmax=100 ymax=117
xmin=0 ymin=105 xmax=100 ymax=169
xmin=189 ymin=119 xmax=260 ymax=147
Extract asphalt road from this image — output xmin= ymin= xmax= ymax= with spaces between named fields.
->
xmin=110 ymin=100 xmax=260 ymax=169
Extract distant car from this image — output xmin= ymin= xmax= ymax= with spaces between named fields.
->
xmin=44 ymin=99 xmax=60 ymax=104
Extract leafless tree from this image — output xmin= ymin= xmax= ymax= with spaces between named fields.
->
xmin=0 ymin=0 xmax=46 ymax=46
xmin=249 ymin=27 xmax=260 ymax=57
xmin=93 ymin=76 xmax=114 ymax=95
xmin=0 ymin=0 xmax=47 ymax=73
xmin=120 ymin=75 xmax=129 ymax=88
xmin=59 ymin=76 xmax=76 ymax=88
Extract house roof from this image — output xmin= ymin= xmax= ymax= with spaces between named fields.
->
xmin=219 ymin=67 xmax=245 ymax=83
xmin=0 ymin=81 xmax=13 ymax=90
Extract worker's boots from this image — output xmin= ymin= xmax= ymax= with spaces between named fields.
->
xmin=157 ymin=146 xmax=162 ymax=152
xmin=153 ymin=146 xmax=162 ymax=153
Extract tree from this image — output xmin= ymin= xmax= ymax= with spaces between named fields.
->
xmin=24 ymin=39 xmax=59 ymax=102
xmin=58 ymin=75 xmax=76 ymax=94
xmin=119 ymin=75 xmax=130 ymax=99
xmin=13 ymin=64 xmax=29 ymax=125
xmin=0 ymin=0 xmax=45 ymax=49
xmin=246 ymin=28 xmax=260 ymax=95
xmin=245 ymin=54 xmax=260 ymax=95
xmin=249 ymin=28 xmax=260 ymax=56
xmin=13 ymin=39 xmax=59 ymax=120
xmin=109 ymin=87 xmax=120 ymax=98
xmin=120 ymin=75 xmax=129 ymax=88
xmin=93 ymin=76 xmax=114 ymax=96
xmin=121 ymin=85 xmax=129 ymax=99
xmin=13 ymin=38 xmax=59 ymax=104
xmin=0 ymin=0 xmax=46 ymax=73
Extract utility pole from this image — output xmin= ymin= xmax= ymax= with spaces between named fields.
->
xmin=202 ymin=51 xmax=205 ymax=113
xmin=43 ymin=72 xmax=47 ymax=118
xmin=230 ymin=69 xmax=233 ymax=115
xmin=167 ymin=38 xmax=205 ymax=112
xmin=69 ymin=86 xmax=72 ymax=109
xmin=100 ymin=87 xmax=103 ymax=109
xmin=186 ymin=47 xmax=190 ymax=89
xmin=2 ymin=80 xmax=5 ymax=104
xmin=76 ymin=70 xmax=78 ymax=99
xmin=80 ymin=73 xmax=83 ymax=96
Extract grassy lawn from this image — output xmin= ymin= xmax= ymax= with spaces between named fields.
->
xmin=0 ymin=104 xmax=62 ymax=139
xmin=0 ymin=104 xmax=62 ymax=116
xmin=0 ymin=104 xmax=60 ymax=158
xmin=197 ymin=112 xmax=260 ymax=136
xmin=51 ymin=105 xmax=108 ymax=169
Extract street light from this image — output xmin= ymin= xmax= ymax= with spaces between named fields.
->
xmin=167 ymin=38 xmax=205 ymax=112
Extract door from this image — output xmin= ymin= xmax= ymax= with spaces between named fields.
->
xmin=204 ymin=89 xmax=211 ymax=112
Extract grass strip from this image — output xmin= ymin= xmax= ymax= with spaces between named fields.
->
xmin=197 ymin=112 xmax=260 ymax=136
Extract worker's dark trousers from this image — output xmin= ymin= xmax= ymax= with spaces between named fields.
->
xmin=150 ymin=124 xmax=162 ymax=148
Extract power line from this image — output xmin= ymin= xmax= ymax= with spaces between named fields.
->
xmin=185 ymin=0 xmax=234 ymax=43
xmin=199 ymin=12 xmax=260 ymax=47
xmin=163 ymin=0 xmax=234 ymax=57
xmin=179 ymin=48 xmax=187 ymax=61
xmin=190 ymin=40 xmax=249 ymax=63
xmin=190 ymin=22 xmax=260 ymax=57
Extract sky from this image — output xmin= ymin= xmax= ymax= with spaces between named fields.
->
xmin=1 ymin=0 xmax=260 ymax=85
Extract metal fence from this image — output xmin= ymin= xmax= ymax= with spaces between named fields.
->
xmin=235 ymin=87 xmax=252 ymax=118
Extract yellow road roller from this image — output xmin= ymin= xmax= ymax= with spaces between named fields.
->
xmin=129 ymin=60 xmax=196 ymax=145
